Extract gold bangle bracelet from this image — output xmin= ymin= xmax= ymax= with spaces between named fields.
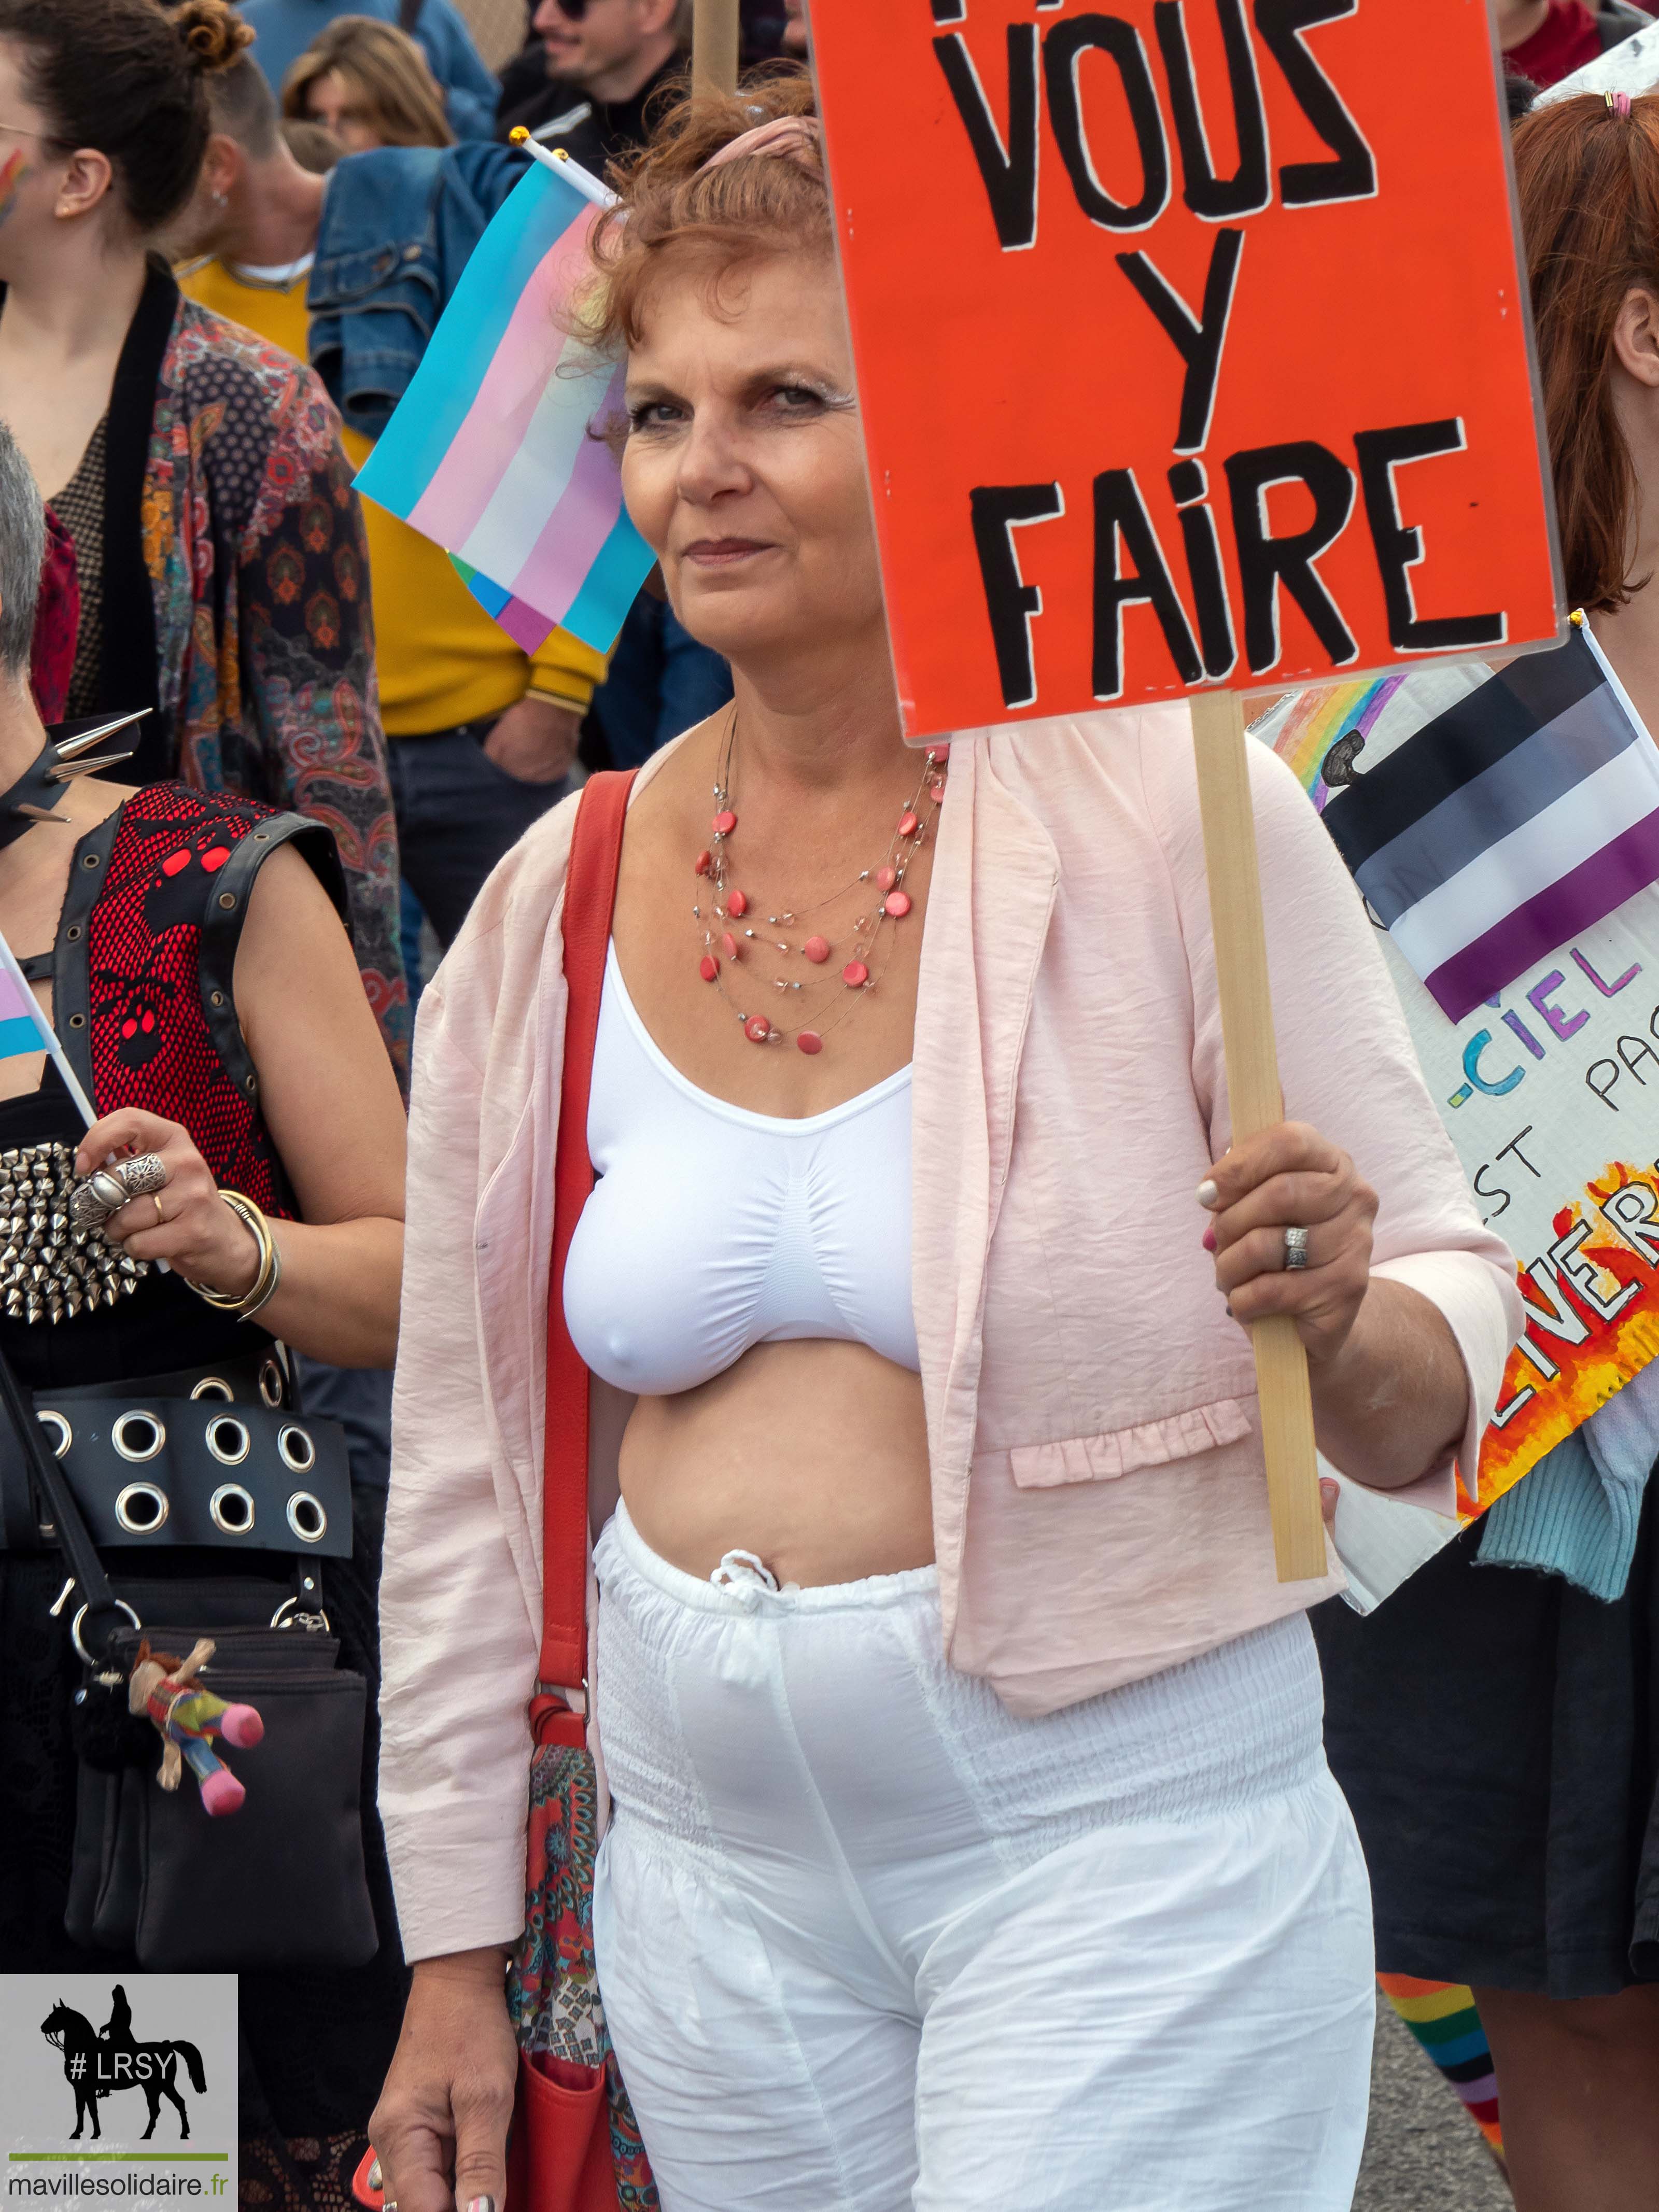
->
xmin=186 ymin=1191 xmax=283 ymax=1320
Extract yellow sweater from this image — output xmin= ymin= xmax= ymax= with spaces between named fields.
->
xmin=180 ymin=257 xmax=607 ymax=737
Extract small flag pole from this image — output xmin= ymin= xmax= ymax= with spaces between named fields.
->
xmin=692 ymin=0 xmax=740 ymax=97
xmin=0 ymin=927 xmax=96 ymax=1130
xmin=1189 ymin=687 xmax=1327 ymax=1584
xmin=507 ymin=129 xmax=617 ymax=208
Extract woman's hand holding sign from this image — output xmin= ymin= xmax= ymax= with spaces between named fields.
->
xmin=1200 ymin=1121 xmax=1375 ymax=1357
xmin=1201 ymin=1121 xmax=1469 ymax=1492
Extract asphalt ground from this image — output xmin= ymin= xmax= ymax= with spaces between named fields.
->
xmin=1354 ymin=1993 xmax=1512 ymax=2211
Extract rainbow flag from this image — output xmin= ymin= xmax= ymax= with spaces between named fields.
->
xmin=1256 ymin=675 xmax=1408 ymax=812
xmin=354 ymin=158 xmax=652 ymax=658
xmin=1377 ymin=1976 xmax=1503 ymax=2157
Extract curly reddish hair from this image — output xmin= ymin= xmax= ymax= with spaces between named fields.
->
xmin=1514 ymin=92 xmax=1659 ymax=611
xmin=582 ymin=65 xmax=830 ymax=355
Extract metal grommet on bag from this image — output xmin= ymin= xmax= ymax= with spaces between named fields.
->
xmin=111 ymin=1411 xmax=165 ymax=1463
xmin=258 ymin=1357 xmax=285 ymax=1409
xmin=209 ymin=1482 xmax=255 ymax=1534
xmin=191 ymin=1376 xmax=235 ymax=1402
xmin=36 ymin=1408 xmax=71 ymax=1458
xmin=286 ymin=1490 xmax=328 ymax=1543
xmin=114 ymin=1481 xmax=168 ymax=1534
xmin=205 ymin=1415 xmax=251 ymax=1467
xmin=277 ymin=1423 xmax=315 ymax=1475
xmin=71 ymin=1597 xmax=141 ymax=1664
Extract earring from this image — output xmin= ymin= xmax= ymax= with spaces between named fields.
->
xmin=210 ymin=190 xmax=227 ymax=209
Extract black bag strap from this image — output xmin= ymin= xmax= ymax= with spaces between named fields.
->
xmin=399 ymin=0 xmax=422 ymax=32
xmin=0 ymin=1342 xmax=126 ymax=1658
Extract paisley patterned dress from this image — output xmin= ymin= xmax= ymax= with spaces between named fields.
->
xmin=28 ymin=258 xmax=407 ymax=1076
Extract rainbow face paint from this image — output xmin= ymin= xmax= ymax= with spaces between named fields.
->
xmin=0 ymin=147 xmax=29 ymax=227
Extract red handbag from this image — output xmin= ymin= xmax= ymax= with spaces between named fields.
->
xmin=504 ymin=770 xmax=656 ymax=2212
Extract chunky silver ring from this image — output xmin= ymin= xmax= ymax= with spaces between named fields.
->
xmin=69 ymin=1170 xmax=128 ymax=1231
xmin=69 ymin=1152 xmax=168 ymax=1232
xmin=117 ymin=1153 xmax=168 ymax=1201
xmin=1283 ymin=1224 xmax=1311 ymax=1272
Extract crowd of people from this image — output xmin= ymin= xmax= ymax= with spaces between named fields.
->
xmin=0 ymin=4 xmax=1655 ymax=2212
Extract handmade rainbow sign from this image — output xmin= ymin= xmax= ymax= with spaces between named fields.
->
xmin=1257 ymin=646 xmax=1659 ymax=1506
xmin=808 ymin=0 xmax=1565 ymax=736
xmin=355 ymin=157 xmax=652 ymax=657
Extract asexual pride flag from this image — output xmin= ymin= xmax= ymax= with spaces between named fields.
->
xmin=1323 ymin=626 xmax=1659 ymax=1023
xmin=354 ymin=157 xmax=653 ymax=657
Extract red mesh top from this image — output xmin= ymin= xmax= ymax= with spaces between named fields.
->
xmin=84 ymin=784 xmax=305 ymax=1218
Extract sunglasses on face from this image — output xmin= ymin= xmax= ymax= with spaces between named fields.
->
xmin=544 ymin=0 xmax=613 ymax=21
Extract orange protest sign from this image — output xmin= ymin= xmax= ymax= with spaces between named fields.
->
xmin=809 ymin=0 xmax=1565 ymax=738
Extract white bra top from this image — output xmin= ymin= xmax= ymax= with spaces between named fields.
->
xmin=562 ymin=947 xmax=919 ymax=1397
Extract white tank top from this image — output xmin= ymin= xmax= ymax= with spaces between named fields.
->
xmin=563 ymin=947 xmax=919 ymax=1397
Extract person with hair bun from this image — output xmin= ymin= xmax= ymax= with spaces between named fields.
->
xmin=1313 ymin=89 xmax=1659 ymax=2212
xmin=0 ymin=0 xmax=407 ymax=1072
xmin=369 ymin=69 xmax=1521 ymax=2212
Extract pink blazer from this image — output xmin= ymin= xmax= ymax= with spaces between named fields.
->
xmin=378 ymin=708 xmax=1522 ymax=1961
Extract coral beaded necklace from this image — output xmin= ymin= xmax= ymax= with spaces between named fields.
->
xmin=692 ymin=715 xmax=948 ymax=1055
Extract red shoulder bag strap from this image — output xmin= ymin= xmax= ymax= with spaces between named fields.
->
xmin=537 ymin=769 xmax=637 ymax=1710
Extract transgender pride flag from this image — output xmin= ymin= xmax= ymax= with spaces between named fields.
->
xmin=0 ymin=926 xmax=95 ymax=1124
xmin=354 ymin=155 xmax=653 ymax=657
xmin=1323 ymin=623 xmax=1659 ymax=1023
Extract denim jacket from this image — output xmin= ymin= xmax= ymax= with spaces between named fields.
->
xmin=307 ymin=142 xmax=527 ymax=439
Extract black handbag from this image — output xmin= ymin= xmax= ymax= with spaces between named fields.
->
xmin=0 ymin=1343 xmax=378 ymax=1971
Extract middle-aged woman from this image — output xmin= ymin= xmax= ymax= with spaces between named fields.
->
xmin=282 ymin=15 xmax=455 ymax=154
xmin=0 ymin=412 xmax=410 ymax=2197
xmin=0 ymin=0 xmax=407 ymax=1069
xmin=1311 ymin=92 xmax=1659 ymax=2212
xmin=369 ymin=77 xmax=1522 ymax=2212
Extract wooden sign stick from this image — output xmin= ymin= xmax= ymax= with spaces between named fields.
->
xmin=1189 ymin=688 xmax=1327 ymax=1583
xmin=692 ymin=0 xmax=740 ymax=96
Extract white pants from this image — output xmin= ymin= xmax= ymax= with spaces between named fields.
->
xmin=591 ymin=1503 xmax=1374 ymax=2212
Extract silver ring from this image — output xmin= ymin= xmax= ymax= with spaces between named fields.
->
xmin=68 ymin=1153 xmax=168 ymax=1232
xmin=119 ymin=1154 xmax=167 ymax=1202
xmin=69 ymin=1170 xmax=129 ymax=1231
xmin=70 ymin=1597 xmax=141 ymax=1665
xmin=1283 ymin=1224 xmax=1311 ymax=1272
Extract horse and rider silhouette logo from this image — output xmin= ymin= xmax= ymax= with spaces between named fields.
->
xmin=39 ymin=1986 xmax=206 ymax=2143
